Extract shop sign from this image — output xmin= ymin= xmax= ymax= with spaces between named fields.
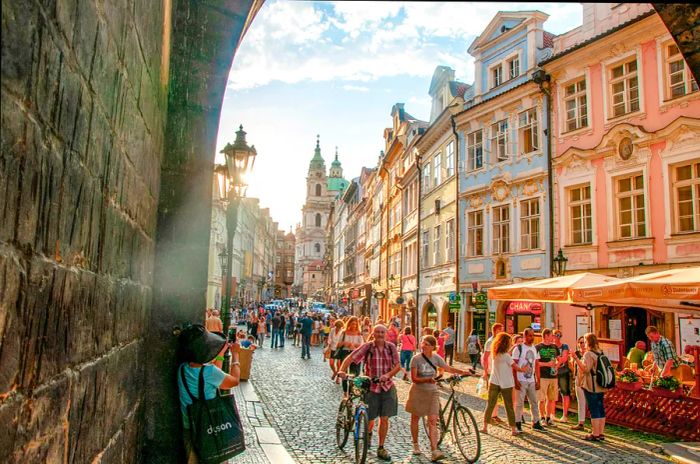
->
xmin=396 ymin=296 xmax=404 ymax=304
xmin=506 ymin=301 xmax=542 ymax=315
xmin=352 ymin=288 xmax=360 ymax=299
xmin=447 ymin=291 xmax=460 ymax=303
xmin=474 ymin=291 xmax=488 ymax=310
xmin=449 ymin=302 xmax=461 ymax=313
xmin=374 ymin=291 xmax=386 ymax=299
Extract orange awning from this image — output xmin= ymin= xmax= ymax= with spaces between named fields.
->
xmin=487 ymin=273 xmax=620 ymax=303
xmin=571 ymin=267 xmax=700 ymax=313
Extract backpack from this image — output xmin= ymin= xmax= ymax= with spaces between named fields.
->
xmin=593 ymin=351 xmax=616 ymax=390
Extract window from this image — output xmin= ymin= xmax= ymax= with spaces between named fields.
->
xmin=492 ymin=65 xmax=503 ymax=88
xmin=616 ymin=173 xmax=646 ymax=239
xmin=564 ymin=79 xmax=588 ymax=132
xmin=315 ymin=183 xmax=322 ymax=196
xmin=609 ymin=59 xmax=639 ymax=118
xmin=433 ymin=152 xmax=442 ymax=186
xmin=508 ymin=56 xmax=520 ymax=80
xmin=314 ymin=242 xmax=321 ymax=253
xmin=518 ymin=109 xmax=539 ymax=154
xmin=467 ymin=130 xmax=483 ymax=171
xmin=467 ymin=210 xmax=484 ymax=257
xmin=422 ymin=231 xmax=430 ymax=268
xmin=403 ymin=240 xmax=417 ymax=276
xmin=492 ymin=205 xmax=510 ymax=254
xmin=491 ymin=120 xmax=509 ymax=162
xmin=665 ymin=43 xmax=698 ymax=100
xmin=422 ymin=160 xmax=431 ymax=191
xmin=520 ymin=198 xmax=540 ymax=250
xmin=674 ymin=161 xmax=700 ymax=232
xmin=445 ymin=219 xmax=455 ymax=261
xmin=446 ymin=142 xmax=455 ymax=177
xmin=569 ymin=185 xmax=592 ymax=244
xmin=315 ymin=213 xmax=322 ymax=227
xmin=433 ymin=225 xmax=441 ymax=265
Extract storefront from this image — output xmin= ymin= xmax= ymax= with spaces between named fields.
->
xmin=504 ymin=301 xmax=543 ymax=334
xmin=422 ymin=301 xmax=438 ymax=330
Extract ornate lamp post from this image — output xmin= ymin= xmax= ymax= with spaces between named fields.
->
xmin=216 ymin=125 xmax=257 ymax=372
xmin=218 ymin=247 xmax=228 ymax=310
xmin=552 ymin=248 xmax=568 ymax=277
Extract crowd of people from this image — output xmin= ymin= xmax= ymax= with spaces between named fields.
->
xmin=183 ymin=304 xmax=683 ymax=463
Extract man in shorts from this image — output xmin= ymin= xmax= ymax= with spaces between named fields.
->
xmin=339 ymin=324 xmax=401 ymax=461
xmin=535 ymin=328 xmax=560 ymax=426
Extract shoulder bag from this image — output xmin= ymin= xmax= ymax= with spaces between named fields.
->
xmin=333 ymin=332 xmax=352 ymax=360
xmin=180 ymin=365 xmax=246 ymax=463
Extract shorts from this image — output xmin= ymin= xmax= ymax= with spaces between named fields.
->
xmin=583 ymin=389 xmax=605 ymax=419
xmin=366 ymin=386 xmax=398 ymax=421
xmin=558 ymin=372 xmax=571 ymax=397
xmin=537 ymin=378 xmax=559 ymax=402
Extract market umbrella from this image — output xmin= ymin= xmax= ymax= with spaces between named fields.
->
xmin=487 ymin=272 xmax=620 ymax=303
xmin=571 ymin=267 xmax=700 ymax=313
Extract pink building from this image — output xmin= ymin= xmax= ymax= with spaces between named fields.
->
xmin=542 ymin=4 xmax=700 ymax=354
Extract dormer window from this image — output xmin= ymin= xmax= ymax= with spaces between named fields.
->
xmin=508 ymin=56 xmax=520 ymax=80
xmin=492 ymin=65 xmax=503 ymax=88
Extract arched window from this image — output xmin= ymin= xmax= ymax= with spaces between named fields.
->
xmin=314 ymin=243 xmax=321 ymax=253
xmin=315 ymin=213 xmax=322 ymax=227
xmin=315 ymin=184 xmax=322 ymax=196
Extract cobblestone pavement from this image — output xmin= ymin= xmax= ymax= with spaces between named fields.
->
xmin=249 ymin=340 xmax=672 ymax=464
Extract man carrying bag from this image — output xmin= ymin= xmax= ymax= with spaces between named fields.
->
xmin=177 ymin=324 xmax=246 ymax=463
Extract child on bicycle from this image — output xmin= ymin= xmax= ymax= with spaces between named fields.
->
xmin=406 ymin=335 xmax=474 ymax=462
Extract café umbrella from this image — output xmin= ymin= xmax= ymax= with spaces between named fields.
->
xmin=487 ymin=272 xmax=620 ymax=303
xmin=571 ymin=266 xmax=700 ymax=313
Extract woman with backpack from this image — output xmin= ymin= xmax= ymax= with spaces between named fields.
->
xmin=570 ymin=332 xmax=610 ymax=441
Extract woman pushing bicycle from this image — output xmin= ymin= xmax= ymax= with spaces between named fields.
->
xmin=406 ymin=335 xmax=475 ymax=462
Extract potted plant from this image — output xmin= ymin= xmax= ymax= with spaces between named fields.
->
xmin=652 ymin=376 xmax=683 ymax=399
xmin=617 ymin=368 xmax=643 ymax=391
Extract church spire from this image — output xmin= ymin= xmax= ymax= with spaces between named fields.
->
xmin=309 ymin=134 xmax=325 ymax=171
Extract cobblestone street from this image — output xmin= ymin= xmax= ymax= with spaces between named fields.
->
xmin=248 ymin=340 xmax=672 ymax=464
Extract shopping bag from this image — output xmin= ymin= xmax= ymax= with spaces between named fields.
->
xmin=475 ymin=377 xmax=488 ymax=399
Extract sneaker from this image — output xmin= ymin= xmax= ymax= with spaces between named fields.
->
xmin=570 ymin=423 xmax=585 ymax=431
xmin=545 ymin=417 xmax=555 ymax=426
xmin=532 ymin=421 xmax=546 ymax=432
xmin=377 ymin=446 xmax=391 ymax=461
xmin=412 ymin=443 xmax=422 ymax=455
xmin=512 ymin=429 xmax=524 ymax=436
xmin=515 ymin=422 xmax=522 ymax=432
xmin=431 ymin=450 xmax=446 ymax=462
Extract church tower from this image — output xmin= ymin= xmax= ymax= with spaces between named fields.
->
xmin=294 ymin=136 xmax=334 ymax=298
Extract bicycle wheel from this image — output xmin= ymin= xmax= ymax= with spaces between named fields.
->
xmin=354 ymin=408 xmax=370 ymax=464
xmin=452 ymin=405 xmax=481 ymax=463
xmin=336 ymin=399 xmax=353 ymax=449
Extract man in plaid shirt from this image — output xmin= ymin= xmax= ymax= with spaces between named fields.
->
xmin=645 ymin=325 xmax=679 ymax=377
xmin=339 ymin=324 xmax=401 ymax=461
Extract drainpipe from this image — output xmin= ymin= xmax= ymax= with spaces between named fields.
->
xmin=533 ymin=69 xmax=553 ymax=326
xmin=381 ymin=158 xmax=390 ymax=321
xmin=450 ymin=114 xmax=462 ymax=355
xmin=415 ymin=153 xmax=422 ymax=337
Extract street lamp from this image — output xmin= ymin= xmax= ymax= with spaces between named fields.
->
xmin=218 ymin=247 xmax=228 ymax=310
xmin=552 ymin=248 xmax=568 ymax=277
xmin=216 ymin=125 xmax=257 ymax=373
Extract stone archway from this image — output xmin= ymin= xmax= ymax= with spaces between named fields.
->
xmin=421 ymin=301 xmax=438 ymax=332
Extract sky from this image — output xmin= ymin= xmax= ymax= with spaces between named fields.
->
xmin=215 ymin=1 xmax=584 ymax=232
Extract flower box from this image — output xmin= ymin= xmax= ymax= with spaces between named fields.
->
xmin=652 ymin=387 xmax=683 ymax=399
xmin=617 ymin=381 xmax=643 ymax=392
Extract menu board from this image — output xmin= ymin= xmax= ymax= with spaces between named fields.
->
xmin=599 ymin=341 xmax=621 ymax=362
xmin=576 ymin=315 xmax=591 ymax=339
xmin=679 ymin=317 xmax=700 ymax=352
xmin=609 ymin=319 xmax=622 ymax=340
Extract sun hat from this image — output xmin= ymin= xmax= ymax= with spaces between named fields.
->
xmin=178 ymin=324 xmax=227 ymax=364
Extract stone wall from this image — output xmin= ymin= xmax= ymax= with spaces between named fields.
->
xmin=0 ymin=0 xmax=167 ymax=461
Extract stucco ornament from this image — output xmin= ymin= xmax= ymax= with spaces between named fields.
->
xmin=522 ymin=180 xmax=539 ymax=196
xmin=618 ymin=137 xmax=634 ymax=160
xmin=469 ymin=195 xmax=484 ymax=208
xmin=491 ymin=180 xmax=510 ymax=201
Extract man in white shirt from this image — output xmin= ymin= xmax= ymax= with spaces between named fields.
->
xmin=512 ymin=328 xmax=545 ymax=432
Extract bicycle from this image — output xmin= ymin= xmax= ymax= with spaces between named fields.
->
xmin=422 ymin=374 xmax=481 ymax=463
xmin=335 ymin=375 xmax=379 ymax=464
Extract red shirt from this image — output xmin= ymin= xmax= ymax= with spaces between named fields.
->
xmin=349 ymin=341 xmax=400 ymax=393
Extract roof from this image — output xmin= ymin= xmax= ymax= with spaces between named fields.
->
xmin=309 ymin=135 xmax=325 ymax=170
xmin=449 ymin=81 xmax=471 ymax=98
xmin=307 ymin=260 xmax=324 ymax=270
xmin=539 ymin=10 xmax=656 ymax=66
xmin=543 ymin=31 xmax=555 ymax=49
xmin=327 ymin=177 xmax=349 ymax=192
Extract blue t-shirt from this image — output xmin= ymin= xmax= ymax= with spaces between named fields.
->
xmin=178 ymin=363 xmax=227 ymax=429
xmin=299 ymin=317 xmax=313 ymax=335
xmin=241 ymin=340 xmax=253 ymax=348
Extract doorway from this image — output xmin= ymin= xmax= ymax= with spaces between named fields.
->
xmin=422 ymin=302 xmax=438 ymax=330
xmin=473 ymin=312 xmax=487 ymax=345
xmin=624 ymin=307 xmax=648 ymax=352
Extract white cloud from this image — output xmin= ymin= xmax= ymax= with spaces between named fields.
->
xmin=343 ymin=84 xmax=370 ymax=92
xmin=229 ymin=1 xmax=583 ymax=91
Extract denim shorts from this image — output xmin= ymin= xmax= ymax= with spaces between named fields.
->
xmin=583 ymin=389 xmax=605 ymax=419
